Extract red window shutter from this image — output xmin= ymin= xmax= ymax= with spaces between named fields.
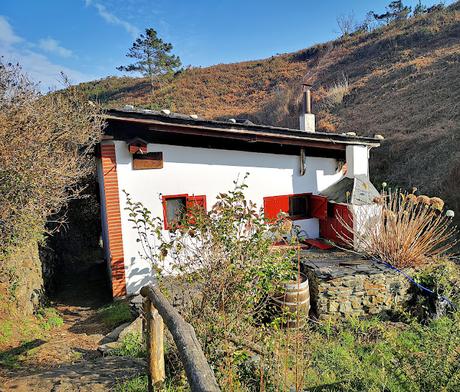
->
xmin=186 ymin=195 xmax=207 ymax=224
xmin=263 ymin=195 xmax=290 ymax=222
xmin=333 ymin=204 xmax=353 ymax=246
xmin=187 ymin=195 xmax=207 ymax=210
xmin=310 ymin=195 xmax=328 ymax=220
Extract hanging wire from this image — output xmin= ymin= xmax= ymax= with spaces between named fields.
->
xmin=371 ymin=256 xmax=457 ymax=309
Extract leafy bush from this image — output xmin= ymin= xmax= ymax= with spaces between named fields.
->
xmin=125 ymin=178 xmax=297 ymax=379
xmin=409 ymin=259 xmax=460 ymax=321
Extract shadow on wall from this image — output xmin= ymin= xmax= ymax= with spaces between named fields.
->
xmin=291 ymin=159 xmax=341 ymax=195
xmin=125 ymin=258 xmax=154 ymax=294
xmin=114 ymin=140 xmax=300 ymax=170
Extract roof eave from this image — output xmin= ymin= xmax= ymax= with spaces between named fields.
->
xmin=104 ymin=111 xmax=381 ymax=149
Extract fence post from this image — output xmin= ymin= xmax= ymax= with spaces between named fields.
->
xmin=143 ymin=297 xmax=166 ymax=391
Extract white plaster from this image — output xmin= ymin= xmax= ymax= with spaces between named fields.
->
xmin=104 ymin=142 xmax=345 ymax=294
xmin=346 ymin=145 xmax=369 ymax=178
xmin=299 ymin=113 xmax=315 ymax=132
xmin=351 ymin=204 xmax=382 ymax=249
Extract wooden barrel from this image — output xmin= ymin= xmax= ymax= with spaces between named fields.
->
xmin=272 ymin=274 xmax=310 ymax=328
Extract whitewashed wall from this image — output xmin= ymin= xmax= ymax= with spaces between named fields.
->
xmin=106 ymin=141 xmax=344 ymax=294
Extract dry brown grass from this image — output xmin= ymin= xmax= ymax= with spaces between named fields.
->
xmin=0 ymin=62 xmax=103 ymax=255
xmin=338 ymin=191 xmax=458 ymax=268
xmin=79 ymin=3 xmax=460 ymax=229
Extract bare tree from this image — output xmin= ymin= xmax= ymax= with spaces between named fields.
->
xmin=336 ymin=13 xmax=357 ymax=36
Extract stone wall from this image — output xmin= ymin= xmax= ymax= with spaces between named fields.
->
xmin=0 ymin=242 xmax=44 ymax=317
xmin=301 ymin=251 xmax=412 ymax=319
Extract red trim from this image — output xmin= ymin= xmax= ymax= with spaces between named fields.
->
xmin=264 ymin=195 xmax=289 ymax=222
xmin=319 ymin=202 xmax=353 ymax=246
xmin=263 ymin=193 xmax=311 ymax=222
xmin=186 ymin=195 xmax=207 ymax=224
xmin=310 ymin=195 xmax=328 ymax=220
xmin=162 ymin=194 xmax=188 ymax=230
xmin=100 ymin=143 xmax=127 ymax=297
xmin=162 ymin=194 xmax=208 ymax=229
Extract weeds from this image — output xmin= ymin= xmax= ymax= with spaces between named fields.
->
xmin=97 ymin=300 xmax=133 ymax=330
xmin=111 ymin=332 xmax=146 ymax=358
xmin=36 ymin=308 xmax=64 ymax=330
xmin=115 ymin=375 xmax=187 ymax=392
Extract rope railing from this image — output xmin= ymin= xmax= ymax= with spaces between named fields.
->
xmin=140 ymin=284 xmax=220 ymax=392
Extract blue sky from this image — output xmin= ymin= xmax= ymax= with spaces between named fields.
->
xmin=0 ymin=0 xmax=453 ymax=89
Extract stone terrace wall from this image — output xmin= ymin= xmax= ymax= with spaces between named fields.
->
xmin=301 ymin=251 xmax=412 ymax=319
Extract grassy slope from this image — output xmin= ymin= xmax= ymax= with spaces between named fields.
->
xmin=79 ymin=3 xmax=460 ymax=215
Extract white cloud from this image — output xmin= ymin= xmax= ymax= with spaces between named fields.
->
xmin=0 ymin=15 xmax=22 ymax=46
xmin=38 ymin=37 xmax=74 ymax=58
xmin=0 ymin=15 xmax=94 ymax=91
xmin=85 ymin=0 xmax=139 ymax=38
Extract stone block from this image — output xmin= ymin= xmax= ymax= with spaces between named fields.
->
xmin=339 ymin=302 xmax=352 ymax=313
xmin=327 ymin=301 xmax=339 ymax=312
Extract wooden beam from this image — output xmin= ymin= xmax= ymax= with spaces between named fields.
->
xmin=148 ymin=123 xmax=346 ymax=151
xmin=143 ymin=299 xmax=165 ymax=390
xmin=140 ymin=285 xmax=220 ymax=392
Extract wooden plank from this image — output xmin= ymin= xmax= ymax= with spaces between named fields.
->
xmin=133 ymin=152 xmax=163 ymax=170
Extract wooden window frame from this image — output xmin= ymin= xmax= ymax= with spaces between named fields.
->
xmin=288 ymin=193 xmax=310 ymax=220
xmin=162 ymin=194 xmax=207 ymax=230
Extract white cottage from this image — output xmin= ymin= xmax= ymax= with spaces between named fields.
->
xmin=96 ymin=91 xmax=381 ymax=297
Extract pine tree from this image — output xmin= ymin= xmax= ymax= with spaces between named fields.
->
xmin=414 ymin=1 xmax=428 ymax=16
xmin=117 ymin=28 xmax=181 ymax=88
xmin=373 ymin=1 xmax=411 ymax=24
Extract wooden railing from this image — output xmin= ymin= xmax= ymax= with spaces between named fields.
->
xmin=140 ymin=284 xmax=220 ymax=392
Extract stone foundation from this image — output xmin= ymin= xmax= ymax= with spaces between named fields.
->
xmin=301 ymin=250 xmax=411 ymax=319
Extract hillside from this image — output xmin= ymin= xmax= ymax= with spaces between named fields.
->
xmin=80 ymin=3 xmax=460 ymax=217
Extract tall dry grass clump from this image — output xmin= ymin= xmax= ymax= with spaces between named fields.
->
xmin=339 ymin=190 xmax=457 ymax=268
xmin=324 ymin=74 xmax=350 ymax=107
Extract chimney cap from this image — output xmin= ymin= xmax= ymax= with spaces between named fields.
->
xmin=302 ymin=82 xmax=313 ymax=90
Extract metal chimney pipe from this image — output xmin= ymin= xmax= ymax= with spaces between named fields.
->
xmin=300 ymin=83 xmax=315 ymax=132
xmin=302 ymin=83 xmax=312 ymax=114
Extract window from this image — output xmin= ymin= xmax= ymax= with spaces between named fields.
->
xmin=264 ymin=193 xmax=310 ymax=221
xmin=289 ymin=195 xmax=308 ymax=219
xmin=164 ymin=196 xmax=187 ymax=228
xmin=162 ymin=194 xmax=207 ymax=229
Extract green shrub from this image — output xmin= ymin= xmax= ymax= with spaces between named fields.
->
xmin=410 ymin=260 xmax=460 ymax=320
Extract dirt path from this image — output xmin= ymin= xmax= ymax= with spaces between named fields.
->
xmin=0 ymin=263 xmax=145 ymax=392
